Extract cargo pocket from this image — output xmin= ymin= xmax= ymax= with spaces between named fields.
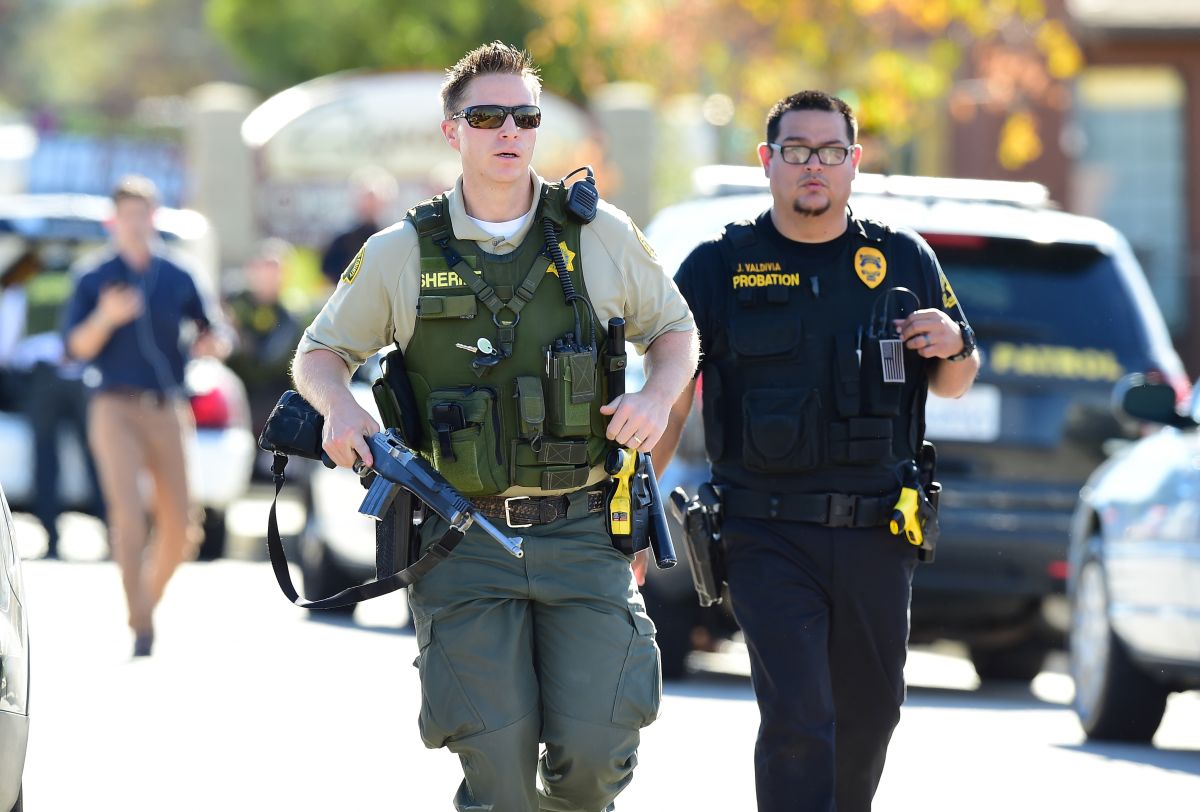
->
xmin=414 ymin=617 xmax=486 ymax=749
xmin=700 ymin=367 xmax=725 ymax=461
xmin=426 ymin=386 xmax=508 ymax=496
xmin=742 ymin=387 xmax=821 ymax=473
xmin=611 ymin=608 xmax=662 ymax=729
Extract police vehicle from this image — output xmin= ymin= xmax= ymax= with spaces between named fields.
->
xmin=1068 ymin=374 xmax=1200 ymax=742
xmin=644 ymin=168 xmax=1187 ymax=682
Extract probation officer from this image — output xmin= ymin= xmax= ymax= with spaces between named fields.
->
xmin=292 ymin=42 xmax=699 ymax=812
xmin=655 ymin=91 xmax=979 ymax=811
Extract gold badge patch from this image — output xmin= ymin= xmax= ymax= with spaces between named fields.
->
xmin=634 ymin=223 xmax=657 ymax=261
xmin=854 ymin=247 xmax=887 ymax=288
xmin=546 ymin=242 xmax=577 ymax=276
xmin=341 ymin=247 xmax=365 ymax=285
xmin=939 ymin=270 xmax=959 ymax=309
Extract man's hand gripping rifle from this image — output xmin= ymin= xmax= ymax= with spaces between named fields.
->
xmin=357 ymin=430 xmax=524 ymax=559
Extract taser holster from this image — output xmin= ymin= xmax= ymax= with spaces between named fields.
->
xmin=668 ymin=483 xmax=726 ymax=607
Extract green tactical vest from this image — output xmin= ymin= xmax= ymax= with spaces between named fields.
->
xmin=402 ymin=183 xmax=611 ymax=497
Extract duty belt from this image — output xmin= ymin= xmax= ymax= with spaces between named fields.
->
xmin=472 ymin=488 xmax=606 ymax=528
xmin=721 ymin=488 xmax=894 ymax=528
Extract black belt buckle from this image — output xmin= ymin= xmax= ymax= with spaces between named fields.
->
xmin=826 ymin=493 xmax=858 ymax=528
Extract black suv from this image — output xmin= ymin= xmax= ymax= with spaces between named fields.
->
xmin=644 ymin=169 xmax=1188 ymax=682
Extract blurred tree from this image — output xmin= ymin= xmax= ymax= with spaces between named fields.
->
xmin=205 ymin=0 xmax=543 ymax=92
xmin=521 ymin=0 xmax=1083 ymax=170
xmin=4 ymin=0 xmax=244 ymax=129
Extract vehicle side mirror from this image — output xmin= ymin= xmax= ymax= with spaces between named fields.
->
xmin=1113 ymin=374 xmax=1196 ymax=429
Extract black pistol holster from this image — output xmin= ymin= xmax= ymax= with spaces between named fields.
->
xmin=668 ymin=482 xmax=726 ymax=607
xmin=915 ymin=440 xmax=941 ymax=563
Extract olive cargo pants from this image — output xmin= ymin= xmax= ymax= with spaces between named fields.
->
xmin=409 ymin=509 xmax=662 ymax=812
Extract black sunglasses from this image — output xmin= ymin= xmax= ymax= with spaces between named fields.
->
xmin=451 ymin=104 xmax=542 ymax=130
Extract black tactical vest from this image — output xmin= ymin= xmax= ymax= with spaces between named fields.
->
xmin=700 ymin=216 xmax=930 ymax=496
xmin=402 ymin=183 xmax=610 ymax=497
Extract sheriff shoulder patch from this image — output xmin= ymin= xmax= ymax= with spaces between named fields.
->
xmin=342 ymin=247 xmax=365 ymax=285
xmin=634 ymin=223 xmax=657 ymax=261
xmin=854 ymin=247 xmax=886 ymax=289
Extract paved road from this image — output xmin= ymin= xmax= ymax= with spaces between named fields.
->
xmin=12 ymin=511 xmax=1200 ymax=811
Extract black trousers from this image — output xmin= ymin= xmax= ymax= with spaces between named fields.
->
xmin=723 ymin=517 xmax=918 ymax=812
xmin=28 ymin=363 xmax=103 ymax=548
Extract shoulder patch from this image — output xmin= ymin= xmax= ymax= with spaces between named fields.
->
xmin=854 ymin=246 xmax=887 ymax=289
xmin=939 ymin=269 xmax=959 ymax=309
xmin=633 ymin=223 xmax=657 ymax=261
xmin=342 ymin=247 xmax=365 ymax=285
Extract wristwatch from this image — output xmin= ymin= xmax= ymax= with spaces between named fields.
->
xmin=946 ymin=321 xmax=976 ymax=362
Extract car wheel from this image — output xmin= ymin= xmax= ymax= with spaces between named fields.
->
xmin=299 ymin=532 xmax=359 ymax=617
xmin=1070 ymin=555 xmax=1169 ymax=742
xmin=196 ymin=508 xmax=227 ymax=561
xmin=969 ymin=636 xmax=1049 ymax=683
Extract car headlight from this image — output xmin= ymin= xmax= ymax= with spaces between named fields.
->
xmin=0 ymin=496 xmax=30 ymax=716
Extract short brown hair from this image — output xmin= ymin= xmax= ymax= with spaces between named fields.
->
xmin=111 ymin=174 xmax=158 ymax=207
xmin=766 ymin=91 xmax=858 ymax=146
xmin=441 ymin=41 xmax=542 ymax=119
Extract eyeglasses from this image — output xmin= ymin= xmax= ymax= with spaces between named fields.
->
xmin=767 ymin=143 xmax=856 ymax=166
xmin=451 ymin=104 xmax=542 ymax=129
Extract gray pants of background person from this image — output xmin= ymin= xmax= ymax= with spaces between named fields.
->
xmin=409 ymin=507 xmax=662 ymax=812
xmin=88 ymin=391 xmax=197 ymax=636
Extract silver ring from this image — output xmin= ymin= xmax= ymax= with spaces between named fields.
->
xmin=924 ymin=334 xmax=932 ymax=348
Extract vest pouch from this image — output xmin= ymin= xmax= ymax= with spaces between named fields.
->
xmin=418 ymin=294 xmax=478 ymax=320
xmin=741 ymin=387 xmax=821 ymax=473
xmin=425 ymin=386 xmax=508 ymax=496
xmin=700 ymin=367 xmax=725 ymax=461
xmin=514 ymin=376 xmax=546 ymax=439
xmin=729 ymin=317 xmax=801 ymax=360
xmin=545 ymin=347 xmax=596 ymax=438
xmin=859 ymin=336 xmax=904 ymax=416
xmin=828 ymin=418 xmax=894 ymax=465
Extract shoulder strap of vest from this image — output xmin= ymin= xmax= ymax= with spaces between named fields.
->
xmin=849 ymin=215 xmax=892 ymax=246
xmin=722 ymin=220 xmax=757 ymax=250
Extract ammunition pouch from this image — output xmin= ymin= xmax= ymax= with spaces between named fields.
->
xmin=668 ymin=483 xmax=726 ymax=607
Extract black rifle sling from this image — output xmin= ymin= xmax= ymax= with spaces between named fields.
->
xmin=265 ymin=453 xmax=464 ymax=609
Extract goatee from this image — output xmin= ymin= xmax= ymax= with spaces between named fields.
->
xmin=793 ymin=199 xmax=831 ymax=218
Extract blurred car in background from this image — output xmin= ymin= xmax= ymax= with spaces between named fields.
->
xmin=0 ymin=194 xmax=254 ymax=560
xmin=643 ymin=168 xmax=1188 ymax=682
xmin=0 ymin=482 xmax=31 ymax=812
xmin=1068 ymin=375 xmax=1200 ymax=742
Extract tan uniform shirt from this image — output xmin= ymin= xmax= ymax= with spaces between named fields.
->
xmin=299 ymin=170 xmax=695 ymax=495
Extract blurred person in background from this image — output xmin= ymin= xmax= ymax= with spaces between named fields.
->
xmin=0 ymin=232 xmax=104 ymax=559
xmin=224 ymin=237 xmax=303 ymax=455
xmin=63 ymin=175 xmax=228 ymax=657
xmin=319 ymin=166 xmax=398 ymax=287
xmin=655 ymin=91 xmax=978 ymax=812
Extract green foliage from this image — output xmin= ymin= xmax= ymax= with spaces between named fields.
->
xmin=206 ymin=0 xmax=544 ymax=94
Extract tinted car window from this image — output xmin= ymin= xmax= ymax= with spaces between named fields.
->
xmin=930 ymin=237 xmax=1139 ymax=345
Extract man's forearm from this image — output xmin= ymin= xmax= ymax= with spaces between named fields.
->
xmin=66 ymin=312 xmax=114 ymax=362
xmin=291 ymin=347 xmax=356 ymax=415
xmin=929 ymin=352 xmax=979 ymax=399
xmin=642 ymin=328 xmax=700 ymax=404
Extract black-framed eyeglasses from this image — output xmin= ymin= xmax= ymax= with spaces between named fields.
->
xmin=767 ymin=142 xmax=856 ymax=166
xmin=451 ymin=104 xmax=542 ymax=130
